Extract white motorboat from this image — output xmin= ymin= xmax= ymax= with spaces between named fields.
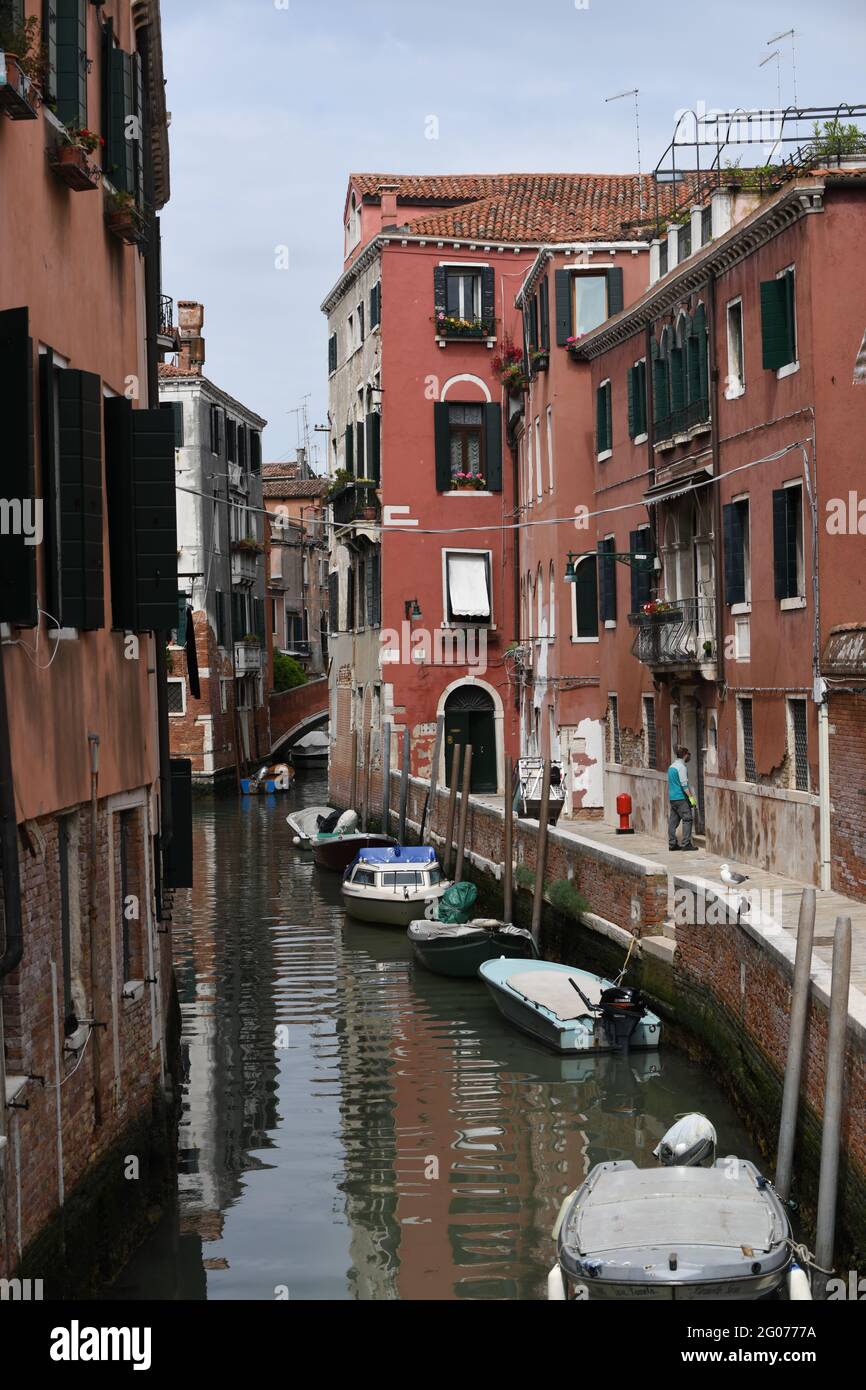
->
xmin=286 ymin=805 xmax=337 ymax=849
xmin=341 ymin=846 xmax=449 ymax=927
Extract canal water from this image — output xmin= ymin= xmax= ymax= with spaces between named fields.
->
xmin=107 ymin=777 xmax=761 ymax=1302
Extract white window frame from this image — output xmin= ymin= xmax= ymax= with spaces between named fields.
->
xmin=535 ymin=416 xmax=542 ymax=499
xmin=725 ymin=296 xmax=745 ymax=399
xmin=597 ymin=378 xmax=612 ymax=462
xmin=730 ymin=492 xmax=752 ymax=613
xmin=780 ymin=478 xmax=806 ymax=609
xmin=441 ymin=548 xmax=494 ymax=628
xmin=571 ymin=267 xmax=611 ymax=338
xmin=632 ymin=357 xmax=648 ymax=445
xmin=546 ymin=404 xmax=554 ymax=493
xmin=441 ymin=265 xmax=482 ymax=319
xmin=776 ymin=264 xmax=799 ymax=380
xmin=167 ymin=677 xmax=187 ymax=717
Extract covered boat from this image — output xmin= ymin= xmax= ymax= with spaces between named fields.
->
xmin=409 ymin=919 xmax=537 ymax=977
xmin=478 ymin=958 xmax=661 ymax=1055
xmin=291 ymin=730 xmax=329 ymax=768
xmin=311 ymin=809 xmax=396 ymax=872
xmin=341 ymin=846 xmax=448 ymax=926
xmin=286 ymin=805 xmax=337 ymax=849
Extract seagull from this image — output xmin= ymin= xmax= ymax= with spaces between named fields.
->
xmin=720 ymin=863 xmax=749 ymax=888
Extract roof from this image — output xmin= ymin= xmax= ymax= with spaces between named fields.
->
xmin=157 ymin=363 xmax=267 ymax=427
xmin=261 ymin=465 xmax=328 ymax=501
xmin=347 ymin=172 xmax=710 ymax=243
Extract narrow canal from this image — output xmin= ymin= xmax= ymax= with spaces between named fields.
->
xmin=107 ymin=778 xmax=761 ymax=1302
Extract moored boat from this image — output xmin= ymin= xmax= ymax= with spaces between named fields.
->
xmin=291 ymin=730 xmax=329 ymax=768
xmin=312 ymin=829 xmax=397 ymax=873
xmin=341 ymin=846 xmax=447 ymax=926
xmin=478 ymin=957 xmax=661 ymax=1055
xmin=408 ymin=919 xmax=537 ymax=977
xmin=286 ymin=805 xmax=337 ymax=849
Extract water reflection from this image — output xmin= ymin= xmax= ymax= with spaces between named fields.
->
xmin=107 ymin=776 xmax=760 ymax=1301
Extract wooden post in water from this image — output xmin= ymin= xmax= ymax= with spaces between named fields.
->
xmin=361 ymin=728 xmax=372 ymax=832
xmin=419 ymin=715 xmax=444 ymax=846
xmin=503 ymin=754 xmax=514 ymax=925
xmin=814 ymin=915 xmax=852 ymax=1299
xmin=454 ymin=744 xmax=473 ymax=882
xmin=348 ymin=728 xmax=358 ymax=812
xmin=775 ymin=886 xmax=815 ymax=1201
xmin=398 ymin=726 xmax=410 ymax=843
xmin=381 ymin=722 xmax=392 ymax=836
xmin=531 ymin=761 xmax=551 ymax=946
xmin=443 ymin=743 xmax=461 ymax=878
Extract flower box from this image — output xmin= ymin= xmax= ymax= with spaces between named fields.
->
xmin=450 ymin=474 xmax=486 ymax=492
xmin=0 ymin=54 xmax=38 ymax=120
xmin=106 ymin=203 xmax=144 ymax=245
xmin=49 ymin=143 xmax=100 ymax=191
xmin=434 ymin=314 xmax=495 ymax=340
xmin=531 ymin=351 xmax=550 ymax=374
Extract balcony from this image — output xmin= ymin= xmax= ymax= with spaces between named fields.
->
xmin=330 ymin=481 xmax=380 ymax=529
xmin=158 ymin=295 xmax=180 ymax=353
xmin=654 ymin=398 xmax=711 ymax=447
xmin=235 ymin=639 xmax=262 ymax=674
xmin=231 ymin=547 xmax=259 ymax=586
xmin=629 ymin=598 xmax=717 ymax=673
xmin=0 ymin=55 xmax=38 ymax=120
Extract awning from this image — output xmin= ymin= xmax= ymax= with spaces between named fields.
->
xmin=644 ymin=470 xmax=713 ymax=507
xmin=448 ymin=553 xmax=490 ymax=618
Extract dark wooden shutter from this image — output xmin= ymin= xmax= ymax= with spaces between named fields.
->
xmin=0 ymin=308 xmax=37 ymax=626
xmin=633 ymin=530 xmax=654 ymax=609
xmin=596 ymin=384 xmax=609 ymax=453
xmin=237 ymin=424 xmax=247 ymax=469
xmin=344 ymin=423 xmax=354 ymax=475
xmin=434 ymin=402 xmax=451 ymax=491
xmin=626 ymin=366 xmax=636 ymax=438
xmin=723 ymin=502 xmax=746 ymax=606
xmin=481 ymin=268 xmax=495 ymax=329
xmin=539 ymin=276 xmax=550 ymax=350
xmin=369 ymin=282 xmax=380 ymax=330
xmin=433 ymin=265 xmax=447 ymax=314
xmin=355 ymin=420 xmax=365 ymax=475
xmin=39 ymin=350 xmax=62 ymax=621
xmin=57 ymin=369 xmax=103 ymax=630
xmin=606 ymin=267 xmax=624 ymax=317
xmin=328 ymin=572 xmax=339 ymax=630
xmin=105 ymin=396 xmax=136 ymax=629
xmin=370 ymin=549 xmax=381 ymax=626
xmin=575 ymin=557 xmax=598 ymax=638
xmin=669 ymin=346 xmax=685 ymax=415
xmin=42 ymin=1 xmax=58 ymax=105
xmin=55 ymin=0 xmax=86 ymax=128
xmin=692 ymin=303 xmax=708 ymax=402
xmin=628 ymin=531 xmax=641 ymax=613
xmin=358 ymin=302 xmax=365 ymax=343
xmin=484 ymin=403 xmax=502 ymax=492
xmin=366 ymin=411 xmax=381 ymax=484
xmin=772 ymin=488 xmax=790 ymax=598
xmin=761 ymin=277 xmax=794 ymax=370
xmin=131 ymin=407 xmax=178 ymax=630
xmin=328 ymin=332 xmax=337 ymax=374
xmin=249 ymin=430 xmax=261 ymax=473
xmin=160 ymin=400 xmax=183 ymax=447
xmin=555 ymin=269 xmax=573 ymax=345
xmin=597 ymin=540 xmax=617 ymax=623
xmin=164 ymin=760 xmax=193 ymax=889
xmin=131 ymin=49 xmax=145 ymax=209
xmin=106 ymin=44 xmax=134 ymax=193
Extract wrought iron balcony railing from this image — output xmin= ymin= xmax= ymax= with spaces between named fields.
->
xmin=159 ymin=295 xmax=174 ymax=335
xmin=655 ymin=397 xmax=710 ymax=441
xmin=330 ymin=481 xmax=381 ymax=527
xmin=628 ymin=597 xmax=716 ymax=668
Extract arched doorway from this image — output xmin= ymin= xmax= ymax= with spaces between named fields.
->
xmin=444 ymin=685 xmax=497 ymax=793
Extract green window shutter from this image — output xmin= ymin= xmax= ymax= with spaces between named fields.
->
xmin=159 ymin=400 xmax=183 ymax=447
xmin=104 ymin=396 xmax=136 ymax=629
xmin=434 ymin=401 xmax=451 ymax=491
xmin=632 ymin=529 xmax=654 ymax=609
xmin=131 ymin=407 xmax=178 ymax=630
xmin=366 ymin=411 xmax=381 ymax=484
xmin=626 ymin=366 xmax=636 ymax=438
xmin=555 ymin=269 xmax=573 ymax=345
xmin=669 ymin=346 xmax=685 ymax=414
xmin=628 ymin=531 xmax=642 ymax=613
xmin=344 ymin=423 xmax=354 ymax=474
xmin=605 ymin=267 xmax=624 ymax=317
xmin=481 ymin=267 xmax=495 ymax=329
xmin=772 ymin=488 xmax=790 ymax=598
xmin=164 ymin=760 xmax=193 ymax=889
xmin=539 ymin=276 xmax=550 ymax=350
xmin=328 ymin=332 xmax=337 ymax=374
xmin=484 ymin=403 xmax=502 ymax=492
xmin=723 ymin=502 xmax=746 ymax=606
xmin=433 ymin=265 xmax=446 ymax=315
xmin=355 ymin=420 xmax=365 ymax=475
xmin=131 ymin=49 xmax=145 ymax=210
xmin=635 ymin=361 xmax=647 ymax=436
xmin=57 ymin=369 xmax=103 ymax=631
xmin=761 ymin=277 xmax=794 ymax=370
xmin=0 ymin=307 xmax=37 ymax=627
xmin=575 ymin=557 xmax=598 ymax=638
xmin=42 ymin=1 xmax=58 ymax=105
xmin=106 ymin=44 xmax=134 ymax=193
xmin=55 ymin=0 xmax=86 ymax=128
xmin=597 ymin=539 xmax=617 ymax=624
xmin=785 ymin=270 xmax=797 ymax=363
xmin=596 ymin=384 xmax=608 ymax=453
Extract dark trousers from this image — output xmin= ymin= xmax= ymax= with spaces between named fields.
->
xmin=668 ymin=798 xmax=693 ymax=848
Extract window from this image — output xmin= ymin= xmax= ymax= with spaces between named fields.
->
xmin=644 ymin=696 xmax=658 ymax=770
xmin=739 ymin=697 xmax=757 ymax=782
xmin=445 ymin=270 xmax=481 ymax=319
xmin=572 ymin=556 xmax=599 ymax=641
xmin=369 ymin=282 xmax=381 ymax=330
xmin=574 ymin=274 xmax=608 ymax=336
xmin=773 ymin=483 xmax=804 ymax=602
xmin=210 ymin=404 xmax=223 ymax=455
xmin=546 ymin=405 xmax=554 ymax=492
xmin=629 ymin=527 xmax=655 ymax=613
xmin=249 ymin=431 xmax=261 ymax=473
xmin=118 ymin=808 xmax=141 ymax=984
xmin=535 ymin=417 xmax=542 ymax=498
xmin=58 ymin=814 xmax=79 ymax=1038
xmin=345 ymin=564 xmax=355 ymax=631
xmin=701 ymin=205 xmax=713 ymax=246
xmin=444 ymin=551 xmax=492 ymax=626
xmin=726 ymin=299 xmax=745 ymax=397
xmin=678 ymin=220 xmax=692 ymax=262
xmin=596 ymin=380 xmax=612 ymax=456
xmin=237 ymin=424 xmax=247 ymax=470
xmin=627 ymin=360 xmax=647 ymax=439
xmin=761 ymin=267 xmax=797 ymax=373
xmin=609 ymin=696 xmax=622 ymax=764
xmin=659 ymin=240 xmax=669 ymax=277
xmin=449 ymin=403 xmax=483 ymax=478
xmin=160 ymin=400 xmax=184 ymax=447
xmin=226 ymin=419 xmax=237 ymax=463
xmin=539 ymin=276 xmax=550 ymax=350
xmin=328 ymin=332 xmax=338 ymax=375
xmin=220 ymin=678 xmax=231 ymax=713
xmin=50 ymin=0 xmax=88 ymax=130
xmin=358 ymin=302 xmax=365 ymax=344
xmin=723 ymin=497 xmax=751 ymax=606
xmin=789 ymin=699 xmax=809 ymax=792
xmin=167 ymin=678 xmax=186 ymax=715
xmin=598 ymin=536 xmax=617 ymax=624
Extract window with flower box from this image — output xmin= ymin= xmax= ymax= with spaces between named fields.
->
xmin=433 ymin=401 xmax=502 ymax=493
xmin=434 ymin=265 xmax=495 ymax=338
xmin=556 ymin=268 xmax=623 ymax=347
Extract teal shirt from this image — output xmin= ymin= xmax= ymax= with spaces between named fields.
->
xmin=668 ymin=760 xmax=689 ymax=802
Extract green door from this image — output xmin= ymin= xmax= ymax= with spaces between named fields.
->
xmin=444 ymin=702 xmax=497 ymax=794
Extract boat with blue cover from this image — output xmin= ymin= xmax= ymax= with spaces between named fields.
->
xmin=341 ymin=845 xmax=449 ymax=926
xmin=478 ymin=957 xmax=662 ymax=1055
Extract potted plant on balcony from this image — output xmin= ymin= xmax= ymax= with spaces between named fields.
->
xmin=451 ymin=471 xmax=486 ymax=492
xmin=565 ymin=333 xmax=586 ymax=359
xmin=531 ymin=348 xmax=550 ymax=373
xmin=241 ymin=633 xmax=261 ymax=646
xmin=435 ymin=311 xmax=493 ymax=340
xmin=0 ymin=12 xmax=44 ymax=118
xmin=105 ymin=189 xmax=143 ymax=244
xmin=50 ymin=126 xmax=103 ymax=190
xmin=232 ymin=536 xmax=264 ymax=555
xmin=326 ymin=468 xmax=353 ymax=500
xmin=353 ymin=478 xmax=378 ymax=520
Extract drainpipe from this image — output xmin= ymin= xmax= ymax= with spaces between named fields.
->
xmin=818 ymin=693 xmax=832 ymax=891
xmin=87 ymin=734 xmax=103 ymax=1127
xmin=0 ymin=638 xmax=23 ymax=1188
xmin=705 ymin=272 xmax=725 ymax=691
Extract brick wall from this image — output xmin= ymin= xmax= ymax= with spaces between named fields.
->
xmin=269 ymin=676 xmax=328 ymax=747
xmin=829 ymin=692 xmax=866 ymax=904
xmin=169 ymin=612 xmax=270 ymax=779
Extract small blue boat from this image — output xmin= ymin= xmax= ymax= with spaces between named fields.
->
xmin=479 ymin=958 xmax=661 ymax=1055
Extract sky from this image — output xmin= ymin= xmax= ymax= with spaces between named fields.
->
xmin=159 ymin=0 xmax=866 ymax=470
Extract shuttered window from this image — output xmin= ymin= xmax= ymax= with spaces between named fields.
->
xmin=651 ymin=336 xmax=670 ymax=437
xmin=773 ymin=485 xmax=803 ymax=600
xmin=761 ymin=270 xmax=797 ymax=370
xmin=555 ymin=269 xmax=572 ymax=345
xmin=596 ymin=381 xmax=612 ymax=455
xmin=0 ymin=307 xmax=37 ymax=627
xmin=433 ymin=402 xmax=501 ymax=492
xmin=344 ymin=423 xmax=354 ymax=475
xmin=164 ymin=760 xmax=194 ymax=889
xmin=627 ymin=360 xmax=647 ymax=438
xmin=597 ymin=537 xmax=617 ymax=624
xmin=365 ymin=411 xmax=381 ymax=484
xmin=55 ymin=0 xmax=87 ymax=128
xmin=105 ymin=397 xmax=179 ymax=631
xmin=209 ymin=404 xmax=222 ymax=456
xmin=56 ymin=368 xmax=104 ymax=630
xmin=328 ymin=571 xmax=339 ymax=631
xmin=160 ymin=400 xmax=184 ymax=447
xmin=249 ymin=430 xmax=261 ymax=473
xmin=723 ymin=499 xmax=749 ymax=606
xmin=328 ymin=332 xmax=338 ymax=375
xmin=226 ymin=419 xmax=237 ymax=463
xmin=573 ymin=556 xmax=598 ymax=639
xmin=539 ymin=275 xmax=550 ymax=350
xmin=369 ymin=281 xmax=381 ymax=330
xmin=629 ymin=528 xmax=654 ymax=613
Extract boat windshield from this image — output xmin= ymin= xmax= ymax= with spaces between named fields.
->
xmin=351 ymin=868 xmax=377 ymax=886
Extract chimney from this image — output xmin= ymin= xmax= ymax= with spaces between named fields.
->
xmin=177 ymin=300 xmax=205 ymax=374
xmin=378 ymin=182 xmax=400 ymax=231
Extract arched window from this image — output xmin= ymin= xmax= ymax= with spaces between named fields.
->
xmin=549 ymin=562 xmax=556 ymax=640
xmin=536 ymin=564 xmax=544 ymax=639
xmin=687 ymin=303 xmax=709 ymax=421
xmin=572 ymin=555 xmax=599 ymax=641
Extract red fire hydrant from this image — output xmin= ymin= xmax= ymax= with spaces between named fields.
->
xmin=616 ymin=792 xmax=635 ymax=835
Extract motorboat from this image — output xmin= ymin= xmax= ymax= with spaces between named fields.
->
xmin=291 ymin=730 xmax=329 ymax=769
xmin=241 ymin=762 xmax=293 ymax=795
xmin=478 ymin=957 xmax=661 ymax=1055
xmin=408 ymin=919 xmax=537 ymax=978
xmin=311 ymin=809 xmax=397 ymax=872
xmin=341 ymin=846 xmax=448 ymax=926
xmin=548 ymin=1113 xmax=811 ymax=1302
xmin=286 ymin=805 xmax=337 ymax=850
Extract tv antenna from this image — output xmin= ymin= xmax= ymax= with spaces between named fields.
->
xmin=606 ymin=88 xmax=643 ymax=211
xmin=759 ymin=50 xmax=782 ymax=112
xmin=767 ymin=28 xmax=798 ymax=106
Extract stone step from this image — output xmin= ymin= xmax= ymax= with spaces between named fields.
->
xmin=662 ymin=918 xmax=677 ymax=940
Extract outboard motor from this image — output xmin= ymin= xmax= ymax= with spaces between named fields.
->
xmin=654 ymin=1113 xmax=717 ymax=1168
xmin=598 ymin=985 xmax=647 ymax=1051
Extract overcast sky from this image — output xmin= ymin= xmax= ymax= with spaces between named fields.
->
xmin=159 ymin=0 xmax=865 ymax=469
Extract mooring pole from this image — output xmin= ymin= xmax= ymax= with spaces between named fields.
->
xmin=443 ymin=743 xmax=461 ymax=879
xmin=814 ymin=915 xmax=852 ymax=1299
xmin=420 ymin=715 xmax=444 ymax=846
xmin=348 ymin=728 xmax=358 ymax=813
xmin=398 ymin=727 xmax=410 ymax=844
xmin=503 ymin=754 xmax=514 ymax=925
xmin=361 ymin=728 xmax=372 ymax=833
xmin=775 ymin=886 xmax=816 ymax=1201
xmin=454 ymin=744 xmax=473 ymax=882
xmin=531 ymin=761 xmax=551 ymax=945
xmin=381 ymin=723 xmax=392 ymax=836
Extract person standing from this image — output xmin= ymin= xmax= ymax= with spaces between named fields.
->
xmin=668 ymin=746 xmax=698 ymax=851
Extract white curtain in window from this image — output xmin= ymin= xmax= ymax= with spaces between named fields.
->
xmin=448 ymin=554 xmax=490 ymax=618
